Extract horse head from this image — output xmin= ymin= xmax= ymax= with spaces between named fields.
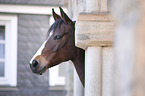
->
xmin=29 ymin=7 xmax=85 ymax=86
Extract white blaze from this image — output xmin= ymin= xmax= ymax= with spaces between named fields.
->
xmin=48 ymin=29 xmax=54 ymax=39
xmin=30 ymin=41 xmax=47 ymax=64
xmin=29 ymin=29 xmax=54 ymax=64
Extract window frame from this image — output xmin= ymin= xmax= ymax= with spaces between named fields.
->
xmin=0 ymin=26 xmax=6 ymax=79
xmin=0 ymin=15 xmax=18 ymax=86
xmin=0 ymin=4 xmax=67 ymax=87
xmin=49 ymin=65 xmax=66 ymax=86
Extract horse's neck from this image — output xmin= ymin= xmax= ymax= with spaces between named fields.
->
xmin=72 ymin=47 xmax=85 ymax=86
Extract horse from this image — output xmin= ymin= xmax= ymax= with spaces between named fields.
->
xmin=29 ymin=7 xmax=85 ymax=86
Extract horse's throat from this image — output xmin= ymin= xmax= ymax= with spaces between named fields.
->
xmin=71 ymin=48 xmax=85 ymax=87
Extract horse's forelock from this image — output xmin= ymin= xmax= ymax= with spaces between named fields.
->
xmin=48 ymin=19 xmax=64 ymax=36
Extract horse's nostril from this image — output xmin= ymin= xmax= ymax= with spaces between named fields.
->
xmin=32 ymin=60 xmax=39 ymax=68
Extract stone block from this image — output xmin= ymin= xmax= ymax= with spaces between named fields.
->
xmin=76 ymin=13 xmax=116 ymax=49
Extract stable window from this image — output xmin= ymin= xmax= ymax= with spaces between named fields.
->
xmin=0 ymin=26 xmax=5 ymax=77
xmin=0 ymin=15 xmax=17 ymax=86
xmin=49 ymin=63 xmax=66 ymax=86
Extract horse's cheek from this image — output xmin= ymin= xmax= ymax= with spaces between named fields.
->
xmin=45 ymin=41 xmax=57 ymax=52
xmin=53 ymin=44 xmax=60 ymax=52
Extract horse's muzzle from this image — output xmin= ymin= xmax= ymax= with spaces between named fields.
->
xmin=30 ymin=60 xmax=39 ymax=73
xmin=30 ymin=59 xmax=46 ymax=75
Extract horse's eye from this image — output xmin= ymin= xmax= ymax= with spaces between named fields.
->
xmin=54 ymin=35 xmax=62 ymax=40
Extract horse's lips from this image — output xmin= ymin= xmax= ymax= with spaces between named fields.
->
xmin=30 ymin=64 xmax=46 ymax=75
xmin=38 ymin=66 xmax=47 ymax=75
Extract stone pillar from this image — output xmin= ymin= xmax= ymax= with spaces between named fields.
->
xmin=86 ymin=0 xmax=99 ymax=12
xmin=86 ymin=0 xmax=109 ymax=12
xmin=110 ymin=0 xmax=140 ymax=96
xmin=76 ymin=13 xmax=115 ymax=96
xmin=134 ymin=1 xmax=145 ymax=96
xmin=85 ymin=47 xmax=102 ymax=96
xmin=102 ymin=47 xmax=113 ymax=96
xmin=74 ymin=69 xmax=84 ymax=96
xmin=111 ymin=0 xmax=145 ymax=96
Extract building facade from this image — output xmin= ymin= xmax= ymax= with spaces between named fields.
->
xmin=1 ymin=0 xmax=145 ymax=96
xmin=65 ymin=0 xmax=145 ymax=96
xmin=0 ymin=0 xmax=68 ymax=96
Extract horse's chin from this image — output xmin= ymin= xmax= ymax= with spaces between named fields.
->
xmin=37 ymin=66 xmax=47 ymax=75
xmin=31 ymin=66 xmax=47 ymax=75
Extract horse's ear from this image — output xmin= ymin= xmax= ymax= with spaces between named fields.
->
xmin=52 ymin=8 xmax=61 ymax=21
xmin=73 ymin=21 xmax=76 ymax=25
xmin=59 ymin=7 xmax=72 ymax=24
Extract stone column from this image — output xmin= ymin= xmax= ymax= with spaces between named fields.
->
xmin=76 ymin=13 xmax=115 ymax=96
xmin=110 ymin=0 xmax=140 ymax=96
xmin=102 ymin=47 xmax=113 ymax=96
xmin=134 ymin=1 xmax=145 ymax=96
xmin=86 ymin=0 xmax=100 ymax=12
xmin=86 ymin=0 xmax=108 ymax=12
xmin=111 ymin=0 xmax=145 ymax=96
xmin=85 ymin=47 xmax=102 ymax=96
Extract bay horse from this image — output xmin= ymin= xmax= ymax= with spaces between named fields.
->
xmin=29 ymin=7 xmax=85 ymax=86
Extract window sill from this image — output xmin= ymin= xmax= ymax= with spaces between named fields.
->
xmin=0 ymin=86 xmax=18 ymax=91
xmin=48 ymin=86 xmax=65 ymax=91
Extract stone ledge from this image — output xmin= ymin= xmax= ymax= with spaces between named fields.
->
xmin=75 ymin=13 xmax=116 ymax=50
xmin=48 ymin=86 xmax=66 ymax=91
xmin=78 ymin=13 xmax=115 ymax=21
xmin=0 ymin=86 xmax=18 ymax=91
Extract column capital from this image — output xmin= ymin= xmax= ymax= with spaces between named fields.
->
xmin=75 ymin=13 xmax=116 ymax=50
